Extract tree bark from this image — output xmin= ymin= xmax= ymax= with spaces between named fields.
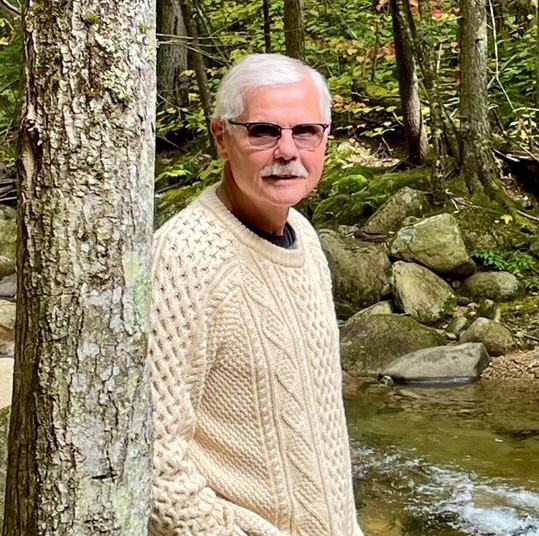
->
xmin=536 ymin=2 xmax=539 ymax=108
xmin=411 ymin=0 xmax=451 ymax=201
xmin=2 ymin=0 xmax=155 ymax=534
xmin=459 ymin=0 xmax=500 ymax=197
xmin=157 ymin=0 xmax=189 ymax=108
xmin=178 ymin=0 xmax=215 ymax=153
xmin=263 ymin=0 xmax=272 ymax=53
xmin=284 ymin=0 xmax=305 ymax=61
xmin=390 ymin=0 xmax=428 ymax=165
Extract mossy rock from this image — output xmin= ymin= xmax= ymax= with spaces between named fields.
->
xmin=455 ymin=205 xmax=534 ymax=252
xmin=340 ymin=313 xmax=446 ymax=376
xmin=367 ymin=167 xmax=431 ymax=199
xmin=313 ymin=191 xmax=371 ymax=226
xmin=0 ymin=220 xmax=16 ymax=260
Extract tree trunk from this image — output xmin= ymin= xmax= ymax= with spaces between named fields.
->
xmin=263 ymin=0 xmax=272 ymax=53
xmin=412 ymin=0 xmax=451 ymax=201
xmin=536 ymin=2 xmax=539 ymax=108
xmin=178 ymin=0 xmax=215 ymax=153
xmin=459 ymin=0 xmax=500 ymax=197
xmin=2 ymin=0 xmax=155 ymax=534
xmin=284 ymin=0 xmax=305 ymax=61
xmin=390 ymin=0 xmax=428 ymax=165
xmin=157 ymin=0 xmax=189 ymax=108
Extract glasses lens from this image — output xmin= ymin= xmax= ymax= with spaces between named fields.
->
xmin=247 ymin=123 xmax=281 ymax=147
xmin=292 ymin=124 xmax=325 ymax=149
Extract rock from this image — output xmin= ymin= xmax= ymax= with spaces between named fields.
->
xmin=380 ymin=342 xmax=491 ymax=383
xmin=0 ymin=301 xmax=15 ymax=329
xmin=0 ymin=274 xmax=16 ymax=299
xmin=392 ymin=261 xmax=456 ymax=324
xmin=346 ymin=300 xmax=394 ymax=322
xmin=0 ymin=358 xmax=13 ymax=409
xmin=389 ymin=213 xmax=475 ymax=275
xmin=455 ymin=205 xmax=532 ymax=252
xmin=0 ymin=257 xmax=15 ymax=279
xmin=0 ymin=219 xmax=16 ymax=260
xmin=462 ymin=271 xmax=522 ymax=302
xmin=460 ymin=317 xmax=516 ymax=357
xmin=340 ymin=313 xmax=446 ymax=375
xmin=343 ymin=370 xmax=360 ymax=398
xmin=319 ymin=229 xmax=391 ymax=318
xmin=0 ymin=324 xmax=14 ymax=355
xmin=0 ymin=206 xmax=16 ymax=220
xmin=362 ymin=187 xmax=429 ymax=235
xmin=446 ymin=315 xmax=468 ymax=335
xmin=477 ymin=299 xmax=497 ymax=319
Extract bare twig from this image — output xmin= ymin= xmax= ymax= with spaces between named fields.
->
xmin=0 ymin=0 xmax=20 ymax=16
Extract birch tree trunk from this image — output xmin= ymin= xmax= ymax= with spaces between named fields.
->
xmin=2 ymin=0 xmax=156 ymax=534
xmin=459 ymin=0 xmax=500 ymax=197
xmin=284 ymin=0 xmax=305 ymax=61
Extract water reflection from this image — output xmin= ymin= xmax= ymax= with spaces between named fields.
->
xmin=346 ymin=382 xmax=539 ymax=535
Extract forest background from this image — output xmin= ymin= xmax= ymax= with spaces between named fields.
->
xmin=0 ymin=0 xmax=538 ymax=533
xmin=1 ymin=0 xmax=538 ymax=226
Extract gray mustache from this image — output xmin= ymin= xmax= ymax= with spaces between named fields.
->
xmin=261 ymin=162 xmax=308 ymax=178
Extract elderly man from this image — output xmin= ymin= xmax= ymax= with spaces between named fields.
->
xmin=148 ymin=53 xmax=364 ymax=536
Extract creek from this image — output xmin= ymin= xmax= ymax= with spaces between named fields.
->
xmin=347 ymin=381 xmax=539 ymax=536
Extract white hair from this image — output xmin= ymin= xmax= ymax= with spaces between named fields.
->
xmin=212 ymin=53 xmax=332 ymax=124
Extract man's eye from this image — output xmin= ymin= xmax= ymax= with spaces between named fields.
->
xmin=293 ymin=125 xmax=321 ymax=137
xmin=249 ymin=124 xmax=280 ymax=138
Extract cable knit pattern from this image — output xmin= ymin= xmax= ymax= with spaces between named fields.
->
xmin=148 ymin=184 xmax=364 ymax=536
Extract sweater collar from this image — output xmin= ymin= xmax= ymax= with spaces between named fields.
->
xmin=198 ymin=183 xmax=306 ymax=268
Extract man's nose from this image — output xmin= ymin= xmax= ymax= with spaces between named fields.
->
xmin=273 ymin=130 xmax=300 ymax=160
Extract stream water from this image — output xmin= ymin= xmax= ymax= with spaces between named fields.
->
xmin=347 ymin=381 xmax=539 ymax=536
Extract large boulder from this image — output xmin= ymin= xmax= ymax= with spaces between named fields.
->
xmin=348 ymin=300 xmax=394 ymax=322
xmin=389 ymin=213 xmax=475 ymax=275
xmin=340 ymin=313 xmax=446 ymax=375
xmin=319 ymin=229 xmax=391 ymax=318
xmin=462 ymin=271 xmax=522 ymax=302
xmin=362 ymin=187 xmax=429 ymax=235
xmin=392 ymin=262 xmax=456 ymax=324
xmin=459 ymin=317 xmax=516 ymax=357
xmin=380 ymin=342 xmax=490 ymax=383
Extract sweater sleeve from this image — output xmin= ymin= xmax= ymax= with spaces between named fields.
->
xmin=148 ymin=232 xmax=248 ymax=536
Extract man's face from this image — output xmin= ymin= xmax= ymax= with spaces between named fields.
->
xmin=212 ymin=78 xmax=329 ymax=210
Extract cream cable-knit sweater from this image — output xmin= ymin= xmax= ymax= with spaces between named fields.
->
xmin=148 ymin=184 xmax=363 ymax=536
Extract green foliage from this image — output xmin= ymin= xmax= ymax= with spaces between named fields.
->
xmin=155 ymin=154 xmax=223 ymax=227
xmin=0 ymin=16 xmax=21 ymax=164
xmin=472 ymin=249 xmax=539 ymax=291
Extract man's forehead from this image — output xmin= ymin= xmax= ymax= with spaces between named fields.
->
xmin=240 ymin=80 xmax=323 ymax=120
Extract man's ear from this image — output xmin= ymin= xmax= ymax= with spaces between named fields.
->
xmin=210 ymin=119 xmax=229 ymax=160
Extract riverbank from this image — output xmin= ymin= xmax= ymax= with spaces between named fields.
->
xmin=481 ymin=347 xmax=539 ymax=387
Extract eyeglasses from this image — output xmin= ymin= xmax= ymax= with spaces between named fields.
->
xmin=228 ymin=120 xmax=330 ymax=150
